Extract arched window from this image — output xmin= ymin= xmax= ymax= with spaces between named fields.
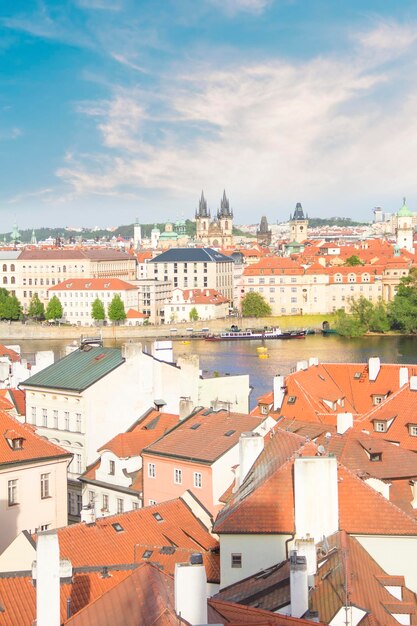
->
xmin=3 ymin=277 xmax=7 ymax=284
xmin=2 ymin=264 xmax=6 ymax=272
xmin=11 ymin=277 xmax=15 ymax=284
xmin=10 ymin=264 xmax=15 ymax=272
xmin=335 ymin=274 xmax=342 ymax=283
xmin=348 ymin=273 xmax=356 ymax=283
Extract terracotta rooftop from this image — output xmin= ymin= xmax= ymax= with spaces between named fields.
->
xmin=18 ymin=249 xmax=133 ymax=261
xmin=49 ymin=278 xmax=137 ymax=291
xmin=0 ymin=410 xmax=71 ymax=465
xmin=38 ymin=496 xmax=219 ymax=582
xmin=0 ymin=345 xmax=20 ymax=363
xmin=143 ymin=408 xmax=268 ymax=464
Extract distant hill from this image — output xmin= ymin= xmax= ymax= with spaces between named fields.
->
xmin=307 ymin=217 xmax=369 ymax=228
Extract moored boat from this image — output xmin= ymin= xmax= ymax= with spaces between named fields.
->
xmin=205 ymin=327 xmax=307 ymax=341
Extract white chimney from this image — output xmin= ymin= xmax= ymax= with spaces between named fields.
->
xmin=337 ymin=412 xmax=353 ymax=435
xmin=368 ymin=356 xmax=381 ymax=382
xmin=80 ymin=505 xmax=95 ymax=524
xmin=296 ymin=360 xmax=309 ymax=372
xmin=273 ymin=375 xmax=285 ymax=411
xmin=290 ymin=551 xmax=309 ymax=618
xmin=308 ymin=357 xmax=319 ymax=367
xmin=179 ymin=397 xmax=194 ymax=421
xmin=410 ymin=376 xmax=417 ymax=391
xmin=35 ymin=531 xmax=60 ymax=626
xmin=294 ymin=457 xmax=338 ymax=543
xmin=238 ymin=432 xmax=264 ymax=487
xmin=151 ymin=340 xmax=173 ymax=364
xmin=295 ymin=536 xmax=317 ymax=578
xmin=175 ymin=560 xmax=207 ymax=625
xmin=400 ymin=367 xmax=409 ymax=388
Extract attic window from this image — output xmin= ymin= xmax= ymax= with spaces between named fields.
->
xmin=143 ymin=549 xmax=153 ymax=558
xmin=85 ymin=282 xmax=91 ymax=288
xmin=104 ymin=283 xmax=110 ymax=288
xmin=260 ymin=405 xmax=268 ymax=415
xmin=409 ymin=425 xmax=417 ymax=437
xmin=354 ymin=372 xmax=361 ymax=379
xmin=11 ymin=437 xmax=24 ymax=450
xmin=153 ymin=512 xmax=163 ymax=522
xmin=224 ymin=430 xmax=236 ymax=437
xmin=190 ymin=423 xmax=201 ymax=430
xmin=370 ymin=453 xmax=382 ymax=462
xmin=374 ymin=421 xmax=387 ymax=433
xmin=373 ymin=395 xmax=385 ymax=405
xmin=66 ymin=283 xmax=73 ymax=288
xmin=112 ymin=523 xmax=124 ymax=533
xmin=287 ymin=396 xmax=297 ymax=405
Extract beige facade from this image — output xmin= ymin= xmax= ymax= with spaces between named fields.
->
xmin=0 ymin=251 xmax=19 ymax=296
xmin=16 ymin=249 xmax=137 ymax=310
xmin=135 ymin=278 xmax=172 ymax=325
xmin=164 ymin=288 xmax=229 ymax=322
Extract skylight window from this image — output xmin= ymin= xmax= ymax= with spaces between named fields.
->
xmin=153 ymin=512 xmax=163 ymax=522
xmin=354 ymin=372 xmax=361 ymax=379
xmin=224 ymin=429 xmax=236 ymax=437
xmin=159 ymin=546 xmax=175 ymax=555
xmin=287 ymin=396 xmax=297 ymax=404
xmin=112 ymin=523 xmax=124 ymax=533
xmin=143 ymin=549 xmax=153 ymax=558
xmin=190 ymin=423 xmax=201 ymax=430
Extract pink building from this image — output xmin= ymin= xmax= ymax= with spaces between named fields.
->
xmin=142 ymin=408 xmax=274 ymax=515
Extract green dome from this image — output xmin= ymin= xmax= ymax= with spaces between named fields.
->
xmin=398 ymin=198 xmax=412 ymax=217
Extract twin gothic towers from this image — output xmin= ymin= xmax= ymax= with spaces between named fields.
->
xmin=195 ymin=190 xmax=234 ymax=247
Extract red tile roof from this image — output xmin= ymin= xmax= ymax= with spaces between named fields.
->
xmin=209 ymin=599 xmax=321 ymax=625
xmin=126 ymin=308 xmax=148 ymax=318
xmin=50 ymin=278 xmax=137 ymax=291
xmin=0 ymin=410 xmax=71 ymax=465
xmin=44 ymin=497 xmax=219 ymax=582
xmin=143 ymin=408 xmax=268 ymax=464
xmin=0 ymin=345 xmax=20 ymax=363
xmin=180 ymin=288 xmax=229 ymax=305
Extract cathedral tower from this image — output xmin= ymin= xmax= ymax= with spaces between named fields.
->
xmin=289 ymin=202 xmax=308 ymax=244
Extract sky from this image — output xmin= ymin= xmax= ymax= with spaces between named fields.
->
xmin=2 ymin=1 xmax=417 ymax=230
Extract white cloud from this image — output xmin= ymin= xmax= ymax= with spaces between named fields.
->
xmin=0 ymin=127 xmax=23 ymax=140
xmin=209 ymin=0 xmax=273 ymax=15
xmin=56 ymin=21 xmax=417 ymax=219
xmin=74 ymin=0 xmax=123 ymax=10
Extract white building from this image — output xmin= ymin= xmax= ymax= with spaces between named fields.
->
xmin=48 ymin=278 xmax=139 ymax=325
xmin=20 ymin=341 xmax=251 ymax=519
xmin=0 ymin=410 xmax=71 ymax=554
xmin=0 ymin=344 xmax=54 ymax=390
xmin=164 ymin=288 xmax=229 ymax=322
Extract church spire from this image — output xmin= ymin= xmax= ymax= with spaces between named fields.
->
xmin=218 ymin=189 xmax=232 ymax=218
xmin=196 ymin=190 xmax=209 ymax=218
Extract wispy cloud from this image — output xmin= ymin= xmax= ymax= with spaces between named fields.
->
xmin=209 ymin=0 xmax=273 ymax=15
xmin=110 ymin=53 xmax=149 ymax=74
xmin=0 ymin=127 xmax=23 ymax=140
xmin=7 ymin=188 xmax=54 ymax=204
xmin=74 ymin=0 xmax=124 ymax=11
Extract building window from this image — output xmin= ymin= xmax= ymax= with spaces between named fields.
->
xmin=102 ymin=494 xmax=109 ymax=511
xmin=132 ymin=502 xmax=139 ymax=510
xmin=41 ymin=473 xmax=50 ymax=499
xmin=76 ymin=453 xmax=82 ymax=474
xmin=77 ymin=494 xmax=82 ymax=514
xmin=53 ymin=410 xmax=58 ymax=428
xmin=194 ymin=472 xmax=202 ymax=488
xmin=231 ymin=553 xmax=242 ymax=568
xmin=148 ymin=463 xmax=156 ymax=478
xmin=109 ymin=460 xmax=115 ymax=475
xmin=64 ymin=412 xmax=70 ymax=430
xmin=374 ymin=421 xmax=386 ymax=433
xmin=88 ymin=491 xmax=95 ymax=506
xmin=409 ymin=425 xmax=417 ymax=437
xmin=149 ymin=499 xmax=157 ymax=506
xmin=42 ymin=408 xmax=47 ymax=427
xmin=117 ymin=498 xmax=124 ymax=514
xmin=174 ymin=468 xmax=182 ymax=484
xmin=8 ymin=479 xmax=18 ymax=506
xmin=370 ymin=453 xmax=382 ymax=462
xmin=31 ymin=407 xmax=36 ymax=424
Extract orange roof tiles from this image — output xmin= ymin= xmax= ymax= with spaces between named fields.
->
xmin=181 ymin=288 xmax=229 ymax=305
xmin=126 ymin=308 xmax=148 ymax=318
xmin=0 ymin=345 xmax=20 ymax=363
xmin=0 ymin=410 xmax=71 ymax=465
xmin=143 ymin=408 xmax=268 ymax=464
xmin=48 ymin=497 xmax=219 ymax=582
xmin=50 ymin=278 xmax=137 ymax=291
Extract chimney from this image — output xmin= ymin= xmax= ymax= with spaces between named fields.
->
xmin=273 ymin=375 xmax=285 ymax=411
xmin=179 ymin=397 xmax=194 ymax=421
xmin=296 ymin=360 xmax=309 ymax=372
xmin=80 ymin=505 xmax=95 ymax=524
xmin=308 ymin=357 xmax=319 ymax=367
xmin=238 ymin=432 xmax=264 ymax=488
xmin=34 ymin=531 xmax=60 ymax=626
xmin=337 ymin=412 xmax=353 ymax=435
xmin=410 ymin=376 xmax=417 ymax=391
xmin=368 ymin=356 xmax=380 ymax=382
xmin=290 ymin=551 xmax=309 ymax=618
xmin=294 ymin=457 xmax=338 ymax=542
xmin=175 ymin=559 xmax=207 ymax=625
xmin=400 ymin=367 xmax=409 ymax=388
xmin=295 ymin=536 xmax=317 ymax=579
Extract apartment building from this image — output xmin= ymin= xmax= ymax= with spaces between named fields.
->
xmin=0 ymin=251 xmax=19 ymax=296
xmin=135 ymin=278 xmax=172 ymax=324
xmin=16 ymin=248 xmax=137 ymax=310
xmin=148 ymin=248 xmax=234 ymax=303
xmin=49 ymin=278 xmax=139 ymax=325
xmin=164 ymin=288 xmax=229 ymax=322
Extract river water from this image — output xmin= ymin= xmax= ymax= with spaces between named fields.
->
xmin=13 ymin=334 xmax=417 ymax=408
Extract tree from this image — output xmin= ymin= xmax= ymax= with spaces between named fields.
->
xmin=345 ymin=255 xmax=363 ymax=266
xmin=369 ymin=300 xmax=390 ymax=333
xmin=241 ymin=292 xmax=272 ymax=318
xmin=91 ymin=298 xmax=105 ymax=322
xmin=0 ymin=294 xmax=22 ymax=320
xmin=108 ymin=294 xmax=126 ymax=323
xmin=388 ymin=268 xmax=417 ymax=333
xmin=189 ymin=307 xmax=199 ymax=322
xmin=334 ymin=309 xmax=366 ymax=337
xmin=45 ymin=295 xmax=63 ymax=321
xmin=28 ymin=293 xmax=45 ymax=319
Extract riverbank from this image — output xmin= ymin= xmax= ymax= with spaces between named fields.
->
xmin=0 ymin=313 xmax=335 ymax=341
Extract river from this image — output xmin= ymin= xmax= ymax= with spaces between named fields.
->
xmin=12 ymin=334 xmax=417 ymax=408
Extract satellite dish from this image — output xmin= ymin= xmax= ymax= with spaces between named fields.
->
xmin=317 ymin=444 xmax=326 ymax=455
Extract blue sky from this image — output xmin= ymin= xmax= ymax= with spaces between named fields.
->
xmin=2 ymin=0 xmax=417 ymax=230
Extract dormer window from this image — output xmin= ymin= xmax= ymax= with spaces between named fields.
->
xmin=10 ymin=437 xmax=24 ymax=450
xmin=409 ymin=424 xmax=417 ymax=437
xmin=370 ymin=452 xmax=382 ymax=462
xmin=287 ymin=396 xmax=297 ymax=405
xmin=374 ymin=421 xmax=387 ymax=433
xmin=372 ymin=395 xmax=386 ymax=405
xmin=260 ymin=404 xmax=269 ymax=415
xmin=66 ymin=283 xmax=72 ymax=289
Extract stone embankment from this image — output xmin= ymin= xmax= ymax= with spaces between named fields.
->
xmin=0 ymin=315 xmax=329 ymax=342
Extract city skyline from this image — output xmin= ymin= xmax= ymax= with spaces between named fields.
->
xmin=2 ymin=0 xmax=417 ymax=229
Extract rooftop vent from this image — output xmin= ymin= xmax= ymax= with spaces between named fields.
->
xmin=112 ymin=523 xmax=124 ymax=533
